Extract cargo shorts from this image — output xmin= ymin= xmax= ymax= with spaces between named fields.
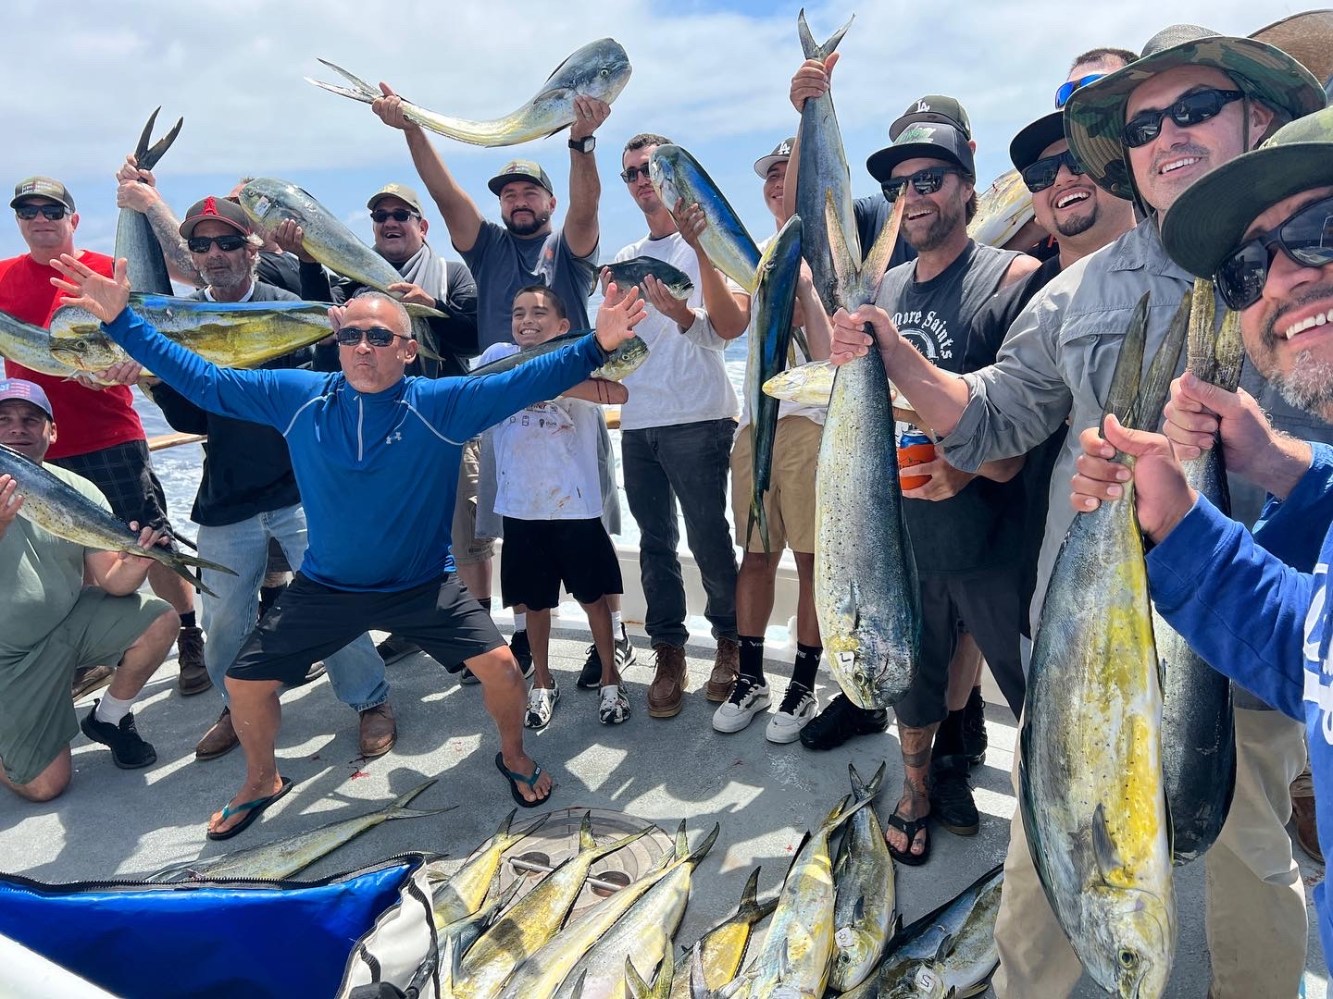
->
xmin=729 ymin=416 xmax=823 ymax=554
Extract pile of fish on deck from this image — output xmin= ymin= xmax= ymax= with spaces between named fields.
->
xmin=140 ymin=768 xmax=1001 ymax=998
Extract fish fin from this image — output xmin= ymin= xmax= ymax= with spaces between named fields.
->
xmin=853 ymin=893 xmax=866 ymax=924
xmin=688 ymin=823 xmax=721 ymax=865
xmin=1212 ymin=303 xmax=1246 ymax=393
xmin=855 ymin=195 xmax=907 ymax=304
xmin=747 ymin=493 xmax=770 ymax=554
xmin=1090 ymin=802 xmax=1124 ymax=882
xmin=314 ymin=58 xmax=381 ymax=97
xmin=1132 ymin=291 xmax=1190 ymax=431
xmin=625 ymin=954 xmax=652 ymax=997
xmin=388 ymin=805 xmax=457 ymax=820
xmin=784 ymin=830 xmax=814 ymax=882
xmin=889 ymin=912 xmax=903 ymax=941
xmin=734 ymin=866 xmax=776 ymax=924
xmin=825 ymin=192 xmax=856 ymax=302
xmin=1101 ymin=293 xmax=1149 ymax=435
xmin=673 ymin=818 xmax=689 ymax=859
xmin=790 ymin=323 xmax=811 ymax=364
xmin=689 ymin=943 xmax=709 ymax=996
xmin=798 ymin=8 xmax=854 ymax=60
xmin=934 ymin=932 xmax=956 ymax=963
xmin=824 ymin=792 xmax=873 ymax=836
xmin=170 ymin=549 xmax=240 ymax=576
xmin=1162 ymin=790 xmax=1175 ymax=863
xmin=135 ymin=110 xmax=183 ymax=172
xmin=591 ymin=822 xmax=653 ymax=861
xmin=133 ymin=107 xmax=160 ymax=161
xmin=867 ymin=760 xmax=887 ymax=798
xmin=388 ymin=775 xmax=439 ymax=810
xmin=404 ymin=301 xmax=450 ymax=321
xmin=516 ymin=808 xmax=551 ymax=839
xmin=578 ymin=810 xmax=596 ymax=851
xmin=570 ymin=968 xmax=588 ymax=999
xmin=848 ymin=761 xmax=865 ymax=798
xmin=306 ymin=77 xmax=378 ymax=105
xmin=1185 ymin=277 xmax=1218 ymax=383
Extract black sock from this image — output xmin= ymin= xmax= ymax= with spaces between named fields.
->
xmin=791 ymin=643 xmax=822 ymax=690
xmin=933 ymin=708 xmax=966 ymax=759
xmin=179 ymin=611 xmax=196 ymax=630
xmin=966 ymin=685 xmax=984 ymax=713
xmin=258 ymin=584 xmax=285 ymax=620
xmin=739 ymin=635 xmax=766 ymax=685
xmin=478 ymin=597 xmax=492 ymax=613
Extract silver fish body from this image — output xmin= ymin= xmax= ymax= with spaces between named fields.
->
xmin=466 ymin=331 xmax=649 ymax=382
xmin=667 ymin=867 xmax=774 ymax=999
xmin=649 ymin=145 xmax=759 ymax=293
xmin=604 ymin=257 xmax=694 ymax=300
xmin=829 ymin=763 xmax=895 ymax=992
xmin=0 ymin=309 xmax=88 ymax=380
xmin=117 ymin=108 xmax=183 ymax=295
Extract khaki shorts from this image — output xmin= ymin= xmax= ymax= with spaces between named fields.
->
xmin=730 ymin=416 xmax=823 ymax=554
xmin=0 ymin=589 xmax=170 ymax=785
xmin=451 ymin=438 xmax=496 ymax=567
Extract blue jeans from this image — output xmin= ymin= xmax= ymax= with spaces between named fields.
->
xmin=622 ymin=419 xmax=739 ymax=647
xmin=197 ymin=503 xmax=388 ymax=712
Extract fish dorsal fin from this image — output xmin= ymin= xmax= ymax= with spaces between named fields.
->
xmin=1131 ymin=292 xmax=1190 ymax=431
xmin=1090 ymin=802 xmax=1123 ymax=881
xmin=688 ymin=823 xmax=722 ymax=866
xmin=934 ymin=931 xmax=956 ymax=963
xmin=1185 ymin=277 xmax=1218 ymax=383
xmin=854 ymin=195 xmax=907 ymax=306
xmin=853 ymin=894 xmax=866 ymax=924
xmin=797 ymin=8 xmax=854 ymax=60
xmin=1101 ymin=293 xmax=1149 ymax=434
xmin=577 ymin=811 xmax=596 ymax=851
xmin=784 ymin=830 xmax=814 ymax=882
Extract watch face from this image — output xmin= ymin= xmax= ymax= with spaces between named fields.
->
xmin=571 ymin=136 xmax=595 ymax=153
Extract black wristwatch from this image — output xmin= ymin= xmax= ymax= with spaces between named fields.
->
xmin=568 ymin=135 xmax=596 ymax=154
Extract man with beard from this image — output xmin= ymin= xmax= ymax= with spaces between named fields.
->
xmin=827 ymin=25 xmax=1324 ymax=996
xmin=128 ymin=196 xmax=392 ymax=763
xmin=809 ymin=107 xmax=1038 ymax=867
xmin=1067 ymin=102 xmax=1333 ymax=973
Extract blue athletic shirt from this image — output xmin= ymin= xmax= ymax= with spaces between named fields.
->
xmin=102 ymin=308 xmax=608 ymax=592
xmin=1147 ymin=442 xmax=1333 ymax=971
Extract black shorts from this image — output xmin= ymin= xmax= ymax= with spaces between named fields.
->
xmin=227 ymin=573 xmax=505 ymax=684
xmin=500 ymin=516 xmax=622 ymax=611
xmin=51 ymin=439 xmax=174 ymax=537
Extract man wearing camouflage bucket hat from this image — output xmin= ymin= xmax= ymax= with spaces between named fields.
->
xmin=825 ymin=20 xmax=1326 ymax=997
xmin=1069 ymin=102 xmax=1333 ymax=975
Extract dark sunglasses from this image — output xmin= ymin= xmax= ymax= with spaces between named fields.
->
xmin=15 ymin=204 xmax=69 ymax=221
xmin=370 ymin=208 xmax=419 ymax=224
xmin=1055 ymin=73 xmax=1105 ymax=109
xmin=619 ymin=165 xmax=651 ymax=184
xmin=1122 ymin=88 xmax=1244 ymax=148
xmin=881 ymin=166 xmax=966 ymax=202
xmin=187 ymin=234 xmax=248 ymax=253
xmin=334 ymin=325 xmax=410 ymax=348
xmin=1215 ymin=196 xmax=1333 ymax=311
xmin=1021 ymin=150 xmax=1087 ymax=193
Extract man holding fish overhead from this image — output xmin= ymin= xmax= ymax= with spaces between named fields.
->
xmin=0 ymin=377 xmax=178 ymax=803
xmin=50 ymin=253 xmax=646 ymax=836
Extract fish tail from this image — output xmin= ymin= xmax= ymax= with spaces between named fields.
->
xmin=855 ymin=196 xmax=907 ymax=303
xmin=734 ymin=866 xmax=778 ymax=923
xmin=314 ymin=58 xmax=380 ymax=98
xmin=687 ymin=823 xmax=721 ymax=865
xmin=1102 ymin=293 xmax=1149 ymax=434
xmin=1185 ymin=278 xmax=1218 ymax=382
xmin=1135 ymin=293 xmax=1191 ymax=431
xmin=798 ymin=9 xmax=854 ymax=60
xmin=387 ymin=805 xmax=457 ymax=821
xmin=390 ymin=776 xmax=439 ymax=810
xmin=170 ymin=549 xmax=241 ymax=577
xmin=747 ymin=493 xmax=770 ymax=554
xmin=1212 ymin=304 xmax=1246 ymax=392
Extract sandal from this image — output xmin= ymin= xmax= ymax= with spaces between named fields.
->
xmin=495 ymin=752 xmax=550 ymax=809
xmin=206 ymin=776 xmax=295 ymax=841
xmin=885 ymin=810 xmax=931 ymax=866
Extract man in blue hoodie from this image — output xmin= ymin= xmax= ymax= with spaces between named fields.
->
xmin=1069 ymin=105 xmax=1333 ymax=968
xmin=51 ymin=253 xmax=646 ymax=838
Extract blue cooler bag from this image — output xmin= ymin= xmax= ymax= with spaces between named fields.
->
xmin=0 ymin=853 xmax=441 ymax=998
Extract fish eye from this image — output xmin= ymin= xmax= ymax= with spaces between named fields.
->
xmin=1118 ymin=950 xmax=1138 ymax=968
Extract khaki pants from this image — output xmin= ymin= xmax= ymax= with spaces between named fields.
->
xmin=993 ymin=706 xmax=1307 ymax=998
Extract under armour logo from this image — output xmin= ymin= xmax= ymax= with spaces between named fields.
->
xmin=385 ymin=432 xmax=402 ymax=444
xmin=916 ymin=100 xmax=931 ymax=113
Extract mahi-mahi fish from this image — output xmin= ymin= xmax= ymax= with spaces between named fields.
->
xmin=667 ymin=867 xmax=774 ymax=999
xmin=604 ymin=257 xmax=694 ymax=300
xmin=308 ymin=39 xmax=632 ymax=148
xmin=1154 ymin=280 xmax=1238 ymax=865
xmin=829 ymin=763 xmax=896 ymax=992
xmin=466 ymin=331 xmax=649 ymax=383
xmin=145 ymin=778 xmax=451 ymax=883
xmin=116 ymin=108 xmax=183 ymax=295
xmin=967 ymin=169 xmax=1035 ymax=250
xmin=1021 ymin=293 xmax=1186 ymax=997
xmin=0 ymin=443 xmax=235 ymax=596
xmin=426 ymin=809 xmax=550 ymax=930
xmin=0 ymin=308 xmax=90 ymax=381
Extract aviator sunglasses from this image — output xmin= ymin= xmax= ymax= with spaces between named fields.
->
xmin=881 ymin=166 xmax=966 ymax=202
xmin=1021 ymin=150 xmax=1087 ymax=193
xmin=1055 ymin=73 xmax=1105 ymax=109
xmin=1215 ymin=195 xmax=1333 ymax=311
xmin=334 ymin=325 xmax=411 ymax=348
xmin=187 ymin=234 xmax=248 ymax=253
xmin=1122 ymin=88 xmax=1244 ymax=148
xmin=370 ymin=208 xmax=419 ymax=224
xmin=15 ymin=204 xmax=69 ymax=221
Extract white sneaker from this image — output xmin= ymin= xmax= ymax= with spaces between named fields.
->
xmin=712 ymin=677 xmax=771 ymax=734
xmin=525 ymin=682 xmax=560 ymax=730
xmin=599 ymin=684 xmax=631 ymax=725
xmin=765 ymin=682 xmax=818 ymax=744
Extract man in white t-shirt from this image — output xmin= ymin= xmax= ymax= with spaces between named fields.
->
xmin=606 ymin=132 xmax=749 ymax=720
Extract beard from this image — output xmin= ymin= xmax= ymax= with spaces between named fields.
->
xmin=205 ymin=258 xmax=255 ymax=295
xmin=504 ymin=209 xmax=551 ymax=237
xmin=1054 ymin=202 xmax=1098 ymax=238
xmin=1257 ymin=283 xmax=1333 ymax=417
xmin=904 ymin=197 xmax=965 ymax=253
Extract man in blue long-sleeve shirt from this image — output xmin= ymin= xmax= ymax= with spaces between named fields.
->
xmin=51 ymin=252 xmax=645 ymax=838
xmin=1069 ymin=105 xmax=1333 ymax=968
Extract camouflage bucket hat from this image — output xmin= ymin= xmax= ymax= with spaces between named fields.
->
xmin=1064 ymin=24 xmax=1326 ymax=200
xmin=1163 ymin=105 xmax=1333 ymax=278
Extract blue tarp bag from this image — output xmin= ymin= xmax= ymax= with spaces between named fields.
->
xmin=0 ymin=854 xmax=440 ymax=998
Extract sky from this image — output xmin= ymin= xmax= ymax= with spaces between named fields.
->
xmin=0 ymin=0 xmax=1318 ymax=266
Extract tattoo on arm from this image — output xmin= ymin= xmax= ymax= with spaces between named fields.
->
xmin=147 ymin=203 xmax=204 ymax=287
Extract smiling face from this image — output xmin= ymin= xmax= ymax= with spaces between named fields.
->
xmin=1238 ymin=185 xmax=1333 ymax=421
xmin=0 ymin=399 xmax=55 ymax=462
xmin=499 ymin=181 xmax=555 ymax=237
xmin=1125 ymin=65 xmax=1273 ymax=216
xmin=337 ymin=295 xmax=417 ymax=394
xmin=14 ymin=196 xmax=77 ymax=260
xmin=1032 ymin=138 xmax=1102 ymax=239
xmin=763 ymin=160 xmax=788 ymax=224
xmin=891 ymin=155 xmax=972 ymax=252
xmin=511 ymin=289 xmax=571 ymax=348
xmin=371 ymin=195 xmax=427 ymax=264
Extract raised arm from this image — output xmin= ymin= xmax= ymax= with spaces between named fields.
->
xmin=114 ymin=155 xmax=204 ymax=287
xmin=563 ymin=96 xmax=609 ymax=259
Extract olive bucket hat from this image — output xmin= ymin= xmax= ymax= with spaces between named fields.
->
xmin=1163 ymin=104 xmax=1333 ymax=279
xmin=1064 ymin=23 xmax=1325 ymax=200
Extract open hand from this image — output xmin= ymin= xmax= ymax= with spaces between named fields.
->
xmin=594 ymin=283 xmax=647 ymax=352
xmin=49 ymin=256 xmax=131 ymax=325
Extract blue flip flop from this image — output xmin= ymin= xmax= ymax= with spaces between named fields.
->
xmin=207 ymin=776 xmax=295 ymax=841
xmin=495 ymin=752 xmax=550 ymax=809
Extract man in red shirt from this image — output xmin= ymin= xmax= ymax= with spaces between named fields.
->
xmin=0 ymin=176 xmax=206 ymax=695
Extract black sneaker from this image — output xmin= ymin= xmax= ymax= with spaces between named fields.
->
xmin=577 ymin=643 xmax=604 ymax=689
xmin=963 ymin=689 xmax=988 ymax=767
xmin=81 ymin=702 xmax=157 ymax=770
xmin=929 ymin=754 xmax=980 ymax=836
xmin=799 ymin=694 xmax=888 ymax=751
xmin=510 ymin=631 xmax=534 ymax=675
xmin=376 ymin=634 xmax=421 ymax=665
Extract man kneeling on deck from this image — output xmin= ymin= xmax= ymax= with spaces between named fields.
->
xmin=51 ymin=257 xmax=646 ymax=837
xmin=0 ymin=378 xmax=177 ymax=802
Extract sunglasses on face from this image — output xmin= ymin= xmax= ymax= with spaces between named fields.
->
xmin=187 ymin=234 xmax=248 ymax=253
xmin=1122 ymin=88 xmax=1245 ymax=148
xmin=15 ymin=204 xmax=68 ymax=221
xmin=1215 ymin=196 xmax=1333 ymax=311
xmin=881 ymin=166 xmax=966 ymax=203
xmin=1021 ymin=150 xmax=1087 ymax=193
xmin=619 ymin=165 xmax=651 ymax=184
xmin=1055 ymin=73 xmax=1106 ymax=109
xmin=334 ymin=325 xmax=410 ymax=348
xmin=370 ymin=208 xmax=419 ymax=224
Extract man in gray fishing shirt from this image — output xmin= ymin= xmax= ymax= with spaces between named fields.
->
xmin=829 ymin=25 xmax=1326 ymax=997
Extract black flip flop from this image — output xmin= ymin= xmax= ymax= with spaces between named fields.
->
xmin=206 ymin=776 xmax=295 ymax=841
xmin=885 ymin=811 xmax=931 ymax=867
xmin=495 ymin=752 xmax=550 ymax=809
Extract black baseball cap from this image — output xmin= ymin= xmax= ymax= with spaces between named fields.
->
xmin=754 ymin=137 xmax=796 ymax=177
xmin=867 ymin=121 xmax=976 ymax=183
xmin=889 ymin=95 xmax=973 ymax=141
xmin=1009 ymin=111 xmax=1068 ymax=172
xmin=11 ymin=176 xmax=74 ymax=212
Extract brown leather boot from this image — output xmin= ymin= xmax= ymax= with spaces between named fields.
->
xmin=176 ymin=625 xmax=212 ymax=696
xmin=1292 ymin=767 xmax=1322 ymax=863
xmin=71 ymin=665 xmax=114 ymax=701
xmin=195 ymin=707 xmax=239 ymax=761
xmin=359 ymin=702 xmax=398 ymax=758
xmin=705 ymin=638 xmax=740 ymax=702
xmin=647 ymin=644 xmax=688 ymax=719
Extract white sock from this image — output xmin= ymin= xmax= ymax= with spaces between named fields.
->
xmin=611 ymin=610 xmax=624 ymax=637
xmin=514 ymin=612 xmax=527 ymax=632
xmin=95 ymin=692 xmax=135 ymax=725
